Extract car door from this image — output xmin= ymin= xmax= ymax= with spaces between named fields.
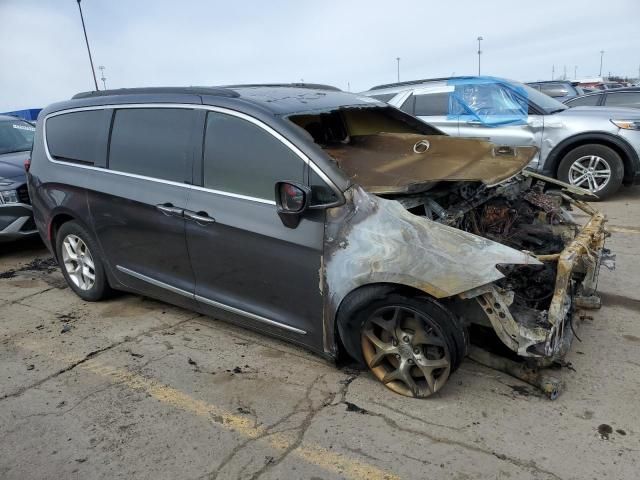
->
xmin=184 ymin=108 xmax=326 ymax=346
xmin=89 ymin=106 xmax=198 ymax=309
xmin=603 ymin=91 xmax=640 ymax=109
xmin=395 ymin=86 xmax=459 ymax=136
xmin=455 ymin=81 xmax=544 ymax=165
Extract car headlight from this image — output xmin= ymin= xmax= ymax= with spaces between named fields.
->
xmin=611 ymin=119 xmax=640 ymax=130
xmin=0 ymin=189 xmax=19 ymax=204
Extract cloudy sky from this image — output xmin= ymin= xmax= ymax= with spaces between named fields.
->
xmin=1 ymin=0 xmax=639 ymax=111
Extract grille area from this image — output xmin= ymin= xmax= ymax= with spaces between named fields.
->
xmin=16 ymin=184 xmax=30 ymax=205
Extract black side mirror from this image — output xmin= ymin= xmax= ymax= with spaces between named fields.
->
xmin=275 ymin=181 xmax=311 ymax=229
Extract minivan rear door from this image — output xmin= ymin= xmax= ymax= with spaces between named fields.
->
xmin=89 ymin=107 xmax=198 ymax=309
xmin=184 ymin=109 xmax=325 ymax=346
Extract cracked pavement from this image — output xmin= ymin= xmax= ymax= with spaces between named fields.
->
xmin=1 ymin=188 xmax=640 ymax=479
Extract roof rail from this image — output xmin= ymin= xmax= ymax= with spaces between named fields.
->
xmin=224 ymin=83 xmax=342 ymax=92
xmin=72 ymin=86 xmax=240 ymax=99
xmin=368 ymin=76 xmax=482 ymax=91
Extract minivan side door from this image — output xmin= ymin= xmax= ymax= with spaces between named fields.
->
xmin=89 ymin=107 xmax=198 ymax=309
xmin=184 ymin=109 xmax=326 ymax=347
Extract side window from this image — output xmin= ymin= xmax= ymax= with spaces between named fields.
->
xmin=309 ymin=169 xmax=338 ymax=205
xmin=108 ymin=108 xmax=194 ymax=182
xmin=203 ymin=112 xmax=304 ymax=200
xmin=566 ymin=95 xmax=601 ymax=107
xmin=46 ymin=110 xmax=107 ymax=165
xmin=370 ymin=93 xmax=396 ymax=103
xmin=414 ymin=93 xmax=450 ymax=116
xmin=399 ymin=95 xmax=415 ymax=115
xmin=605 ymin=92 xmax=640 ymax=108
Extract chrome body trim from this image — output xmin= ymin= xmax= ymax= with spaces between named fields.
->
xmin=116 ymin=265 xmax=307 ymax=335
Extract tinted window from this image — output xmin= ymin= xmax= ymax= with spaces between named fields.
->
xmin=0 ymin=119 xmax=35 ymax=155
xmin=414 ymin=93 xmax=450 ymax=116
xmin=203 ymin=112 xmax=304 ymax=200
xmin=399 ymin=95 xmax=415 ymax=114
xmin=538 ymin=82 xmax=575 ymax=98
xmin=310 ymin=169 xmax=338 ymax=205
xmin=370 ymin=93 xmax=396 ymax=102
xmin=566 ymin=95 xmax=601 ymax=107
xmin=605 ymin=92 xmax=640 ymax=108
xmin=108 ymin=108 xmax=194 ymax=182
xmin=46 ymin=111 xmax=105 ymax=164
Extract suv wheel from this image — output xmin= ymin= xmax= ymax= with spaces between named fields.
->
xmin=56 ymin=221 xmax=112 ymax=301
xmin=557 ymin=144 xmax=624 ymax=200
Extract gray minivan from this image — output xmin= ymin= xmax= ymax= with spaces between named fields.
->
xmin=29 ymin=85 xmax=610 ymax=398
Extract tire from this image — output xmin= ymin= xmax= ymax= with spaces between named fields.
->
xmin=337 ymin=286 xmax=467 ymax=398
xmin=557 ymin=144 xmax=624 ymax=200
xmin=55 ymin=221 xmax=112 ymax=301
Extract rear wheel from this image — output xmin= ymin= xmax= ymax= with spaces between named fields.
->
xmin=56 ymin=221 xmax=111 ymax=301
xmin=557 ymin=144 xmax=624 ymax=200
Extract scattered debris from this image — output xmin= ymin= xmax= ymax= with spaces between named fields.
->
xmin=616 ymin=429 xmax=627 ymax=436
xmin=344 ymin=402 xmax=368 ymax=414
xmin=598 ymin=424 xmax=613 ymax=440
xmin=129 ymin=351 xmax=144 ymax=358
xmin=26 ymin=364 xmax=35 ymax=371
xmin=75 ymin=457 xmax=88 ymax=463
xmin=0 ymin=257 xmax=58 ymax=279
xmin=236 ymin=407 xmax=251 ymax=415
xmin=60 ymin=324 xmax=72 ymax=334
xmin=188 ymin=358 xmax=197 ymax=366
xmin=264 ymin=456 xmax=275 ymax=465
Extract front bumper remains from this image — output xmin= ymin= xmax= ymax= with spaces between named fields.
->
xmin=464 ymin=196 xmax=611 ymax=362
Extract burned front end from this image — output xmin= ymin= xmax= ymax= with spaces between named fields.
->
xmin=391 ymin=172 xmax=611 ymax=363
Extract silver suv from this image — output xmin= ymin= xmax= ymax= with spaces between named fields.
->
xmin=362 ymin=76 xmax=640 ymax=199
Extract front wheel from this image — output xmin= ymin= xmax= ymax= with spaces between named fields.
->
xmin=557 ymin=144 xmax=624 ymax=200
xmin=355 ymin=293 xmax=467 ymax=398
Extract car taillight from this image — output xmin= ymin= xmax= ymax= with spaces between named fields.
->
xmin=24 ymin=158 xmax=31 ymax=172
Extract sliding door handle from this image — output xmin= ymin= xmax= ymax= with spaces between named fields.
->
xmin=156 ymin=203 xmax=184 ymax=216
xmin=184 ymin=210 xmax=216 ymax=225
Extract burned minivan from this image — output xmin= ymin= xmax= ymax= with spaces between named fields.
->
xmin=29 ymin=85 xmax=611 ymax=398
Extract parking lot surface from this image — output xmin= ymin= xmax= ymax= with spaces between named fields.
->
xmin=1 ymin=188 xmax=639 ymax=480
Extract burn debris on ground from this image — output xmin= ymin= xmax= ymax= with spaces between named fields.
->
xmin=0 ymin=257 xmax=58 ymax=278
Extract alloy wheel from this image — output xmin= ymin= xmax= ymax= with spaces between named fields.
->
xmin=361 ymin=305 xmax=451 ymax=398
xmin=61 ymin=234 xmax=96 ymax=291
xmin=568 ymin=155 xmax=611 ymax=193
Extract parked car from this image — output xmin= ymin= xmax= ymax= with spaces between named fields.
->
xmin=362 ymin=76 xmax=640 ymax=199
xmin=0 ymin=115 xmax=37 ymax=241
xmin=29 ymin=85 xmax=609 ymax=399
xmin=526 ymin=81 xmax=585 ymax=101
xmin=564 ymin=87 xmax=640 ymax=110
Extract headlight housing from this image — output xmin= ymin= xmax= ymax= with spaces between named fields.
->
xmin=611 ymin=119 xmax=640 ymax=130
xmin=0 ymin=189 xmax=19 ymax=204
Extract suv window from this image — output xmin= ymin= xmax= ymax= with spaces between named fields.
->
xmin=369 ymin=93 xmax=396 ymax=103
xmin=414 ymin=93 xmax=450 ymax=116
xmin=108 ymin=108 xmax=194 ymax=182
xmin=605 ymin=92 xmax=640 ymax=108
xmin=566 ymin=94 xmax=601 ymax=107
xmin=46 ymin=111 xmax=105 ymax=164
xmin=203 ymin=112 xmax=304 ymax=200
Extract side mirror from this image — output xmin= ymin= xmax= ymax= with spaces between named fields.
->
xmin=275 ymin=181 xmax=311 ymax=228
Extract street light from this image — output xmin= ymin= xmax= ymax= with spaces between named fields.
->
xmin=396 ymin=57 xmax=400 ymax=82
xmin=477 ymin=36 xmax=483 ymax=76
xmin=75 ymin=0 xmax=99 ymax=91
xmin=98 ymin=65 xmax=107 ymax=90
xmin=599 ymin=50 xmax=605 ymax=77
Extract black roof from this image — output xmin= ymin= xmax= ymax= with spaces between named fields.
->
xmin=65 ymin=84 xmax=379 ymax=116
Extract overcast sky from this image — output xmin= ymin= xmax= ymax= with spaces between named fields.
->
xmin=1 ymin=0 xmax=639 ymax=111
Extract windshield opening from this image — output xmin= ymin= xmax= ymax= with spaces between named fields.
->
xmin=0 ymin=119 xmax=35 ymax=154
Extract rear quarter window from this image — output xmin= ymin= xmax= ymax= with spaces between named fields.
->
xmin=414 ymin=93 xmax=450 ymax=116
xmin=46 ymin=110 xmax=109 ymax=165
xmin=566 ymin=95 xmax=601 ymax=107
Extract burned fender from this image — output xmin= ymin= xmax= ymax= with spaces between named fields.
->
xmin=321 ymin=186 xmax=541 ymax=353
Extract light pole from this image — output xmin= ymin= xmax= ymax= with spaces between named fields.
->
xmin=599 ymin=50 xmax=605 ymax=77
xmin=98 ymin=65 xmax=107 ymax=90
xmin=396 ymin=57 xmax=400 ymax=82
xmin=574 ymin=65 xmax=577 ymax=80
xmin=76 ymin=0 xmax=99 ymax=91
xmin=477 ymin=36 xmax=483 ymax=76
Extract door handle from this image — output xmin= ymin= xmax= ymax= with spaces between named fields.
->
xmin=184 ymin=210 xmax=216 ymax=225
xmin=467 ymin=120 xmax=484 ymax=126
xmin=156 ymin=203 xmax=184 ymax=216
